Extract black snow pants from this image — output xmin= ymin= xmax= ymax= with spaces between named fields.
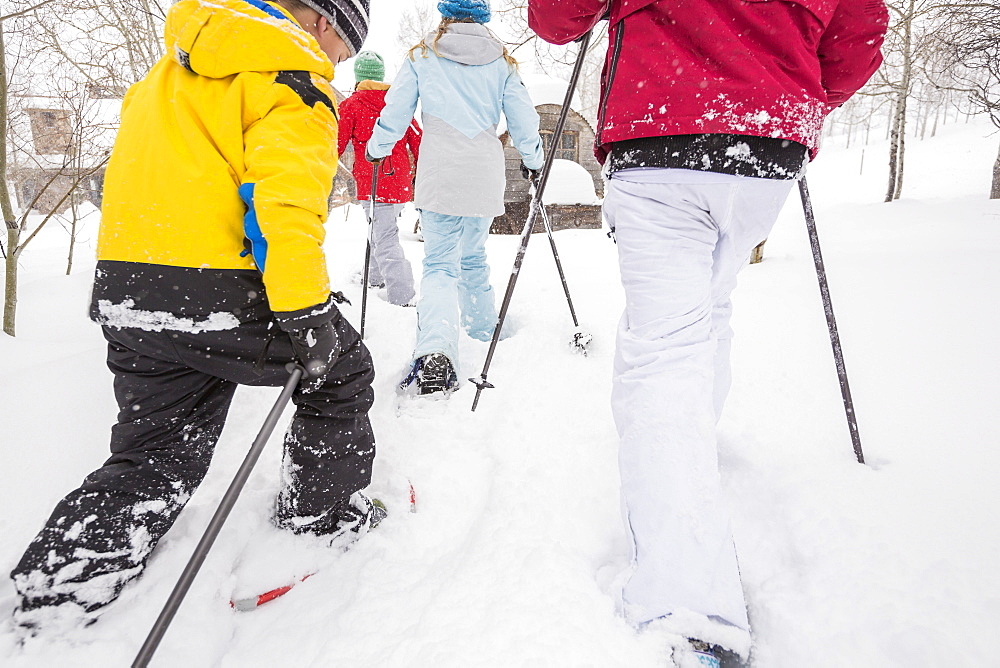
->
xmin=10 ymin=307 xmax=375 ymax=613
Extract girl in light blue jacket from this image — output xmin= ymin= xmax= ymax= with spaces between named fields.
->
xmin=367 ymin=0 xmax=544 ymax=396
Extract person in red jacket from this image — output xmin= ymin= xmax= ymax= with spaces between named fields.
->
xmin=529 ymin=1 xmax=887 ymax=665
xmin=338 ymin=51 xmax=421 ymax=306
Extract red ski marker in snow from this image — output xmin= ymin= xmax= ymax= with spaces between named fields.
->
xmin=230 ymin=573 xmax=314 ymax=611
xmin=232 ymin=488 xmax=415 ymax=612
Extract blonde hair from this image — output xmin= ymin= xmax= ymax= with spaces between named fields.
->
xmin=408 ymin=17 xmax=518 ymax=69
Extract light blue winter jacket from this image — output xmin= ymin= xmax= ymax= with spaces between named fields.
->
xmin=368 ymin=23 xmax=544 ymax=218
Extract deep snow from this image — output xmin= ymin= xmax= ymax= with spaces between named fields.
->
xmin=2 ymin=119 xmax=999 ymax=667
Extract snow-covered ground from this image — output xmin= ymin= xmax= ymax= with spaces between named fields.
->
xmin=2 ymin=118 xmax=999 ymax=667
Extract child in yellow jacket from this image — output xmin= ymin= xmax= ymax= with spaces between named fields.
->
xmin=10 ymin=0 xmax=382 ymax=636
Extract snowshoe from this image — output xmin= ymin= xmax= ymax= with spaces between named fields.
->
xmin=315 ymin=493 xmax=386 ymax=549
xmin=675 ymin=639 xmax=720 ymax=668
xmin=12 ymin=597 xmax=101 ymax=642
xmin=571 ymin=330 xmax=593 ymax=355
xmin=230 ymin=495 xmax=387 ymax=611
xmin=674 ymin=639 xmax=746 ymax=668
xmin=399 ymin=353 xmax=458 ymax=397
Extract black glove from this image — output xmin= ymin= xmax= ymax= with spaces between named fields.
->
xmin=365 ymin=149 xmax=382 ymax=165
xmin=520 ymin=163 xmax=540 ymax=183
xmin=287 ymin=321 xmax=341 ymax=392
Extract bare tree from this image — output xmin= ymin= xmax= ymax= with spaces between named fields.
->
xmin=3 ymin=74 xmax=111 ymax=334
xmin=495 ymin=1 xmax=608 ymax=125
xmin=3 ymin=0 xmax=160 ymax=335
xmin=34 ymin=0 xmax=166 ymax=95
xmin=396 ymin=0 xmax=438 ymax=55
xmin=860 ymin=0 xmax=989 ymax=202
xmin=2 ymin=1 xmax=59 ymax=335
xmin=3 ymin=0 xmax=58 ymax=260
xmin=930 ymin=1 xmax=1000 ymax=197
xmin=870 ymin=0 xmax=925 ymax=202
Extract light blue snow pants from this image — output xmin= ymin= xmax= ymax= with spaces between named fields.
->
xmin=413 ymin=211 xmax=498 ymax=368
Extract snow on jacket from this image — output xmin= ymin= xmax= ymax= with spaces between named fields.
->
xmin=527 ymin=0 xmax=888 ymax=163
xmin=338 ymin=81 xmax=421 ymax=204
xmin=93 ymin=0 xmax=341 ymax=329
xmin=367 ymin=23 xmax=544 ymax=218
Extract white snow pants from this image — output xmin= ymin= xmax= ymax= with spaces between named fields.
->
xmin=604 ymin=168 xmax=793 ymax=651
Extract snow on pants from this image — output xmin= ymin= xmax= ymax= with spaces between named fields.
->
xmin=604 ymin=168 xmax=793 ymax=648
xmin=365 ymin=201 xmax=416 ymax=305
xmin=10 ymin=309 xmax=375 ymax=613
xmin=413 ymin=211 xmax=498 ymax=367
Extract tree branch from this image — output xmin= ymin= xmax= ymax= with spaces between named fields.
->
xmin=1 ymin=0 xmax=58 ymax=22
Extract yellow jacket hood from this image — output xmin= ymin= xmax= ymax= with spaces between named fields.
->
xmin=165 ymin=0 xmax=334 ymax=80
xmin=97 ymin=0 xmax=342 ymax=316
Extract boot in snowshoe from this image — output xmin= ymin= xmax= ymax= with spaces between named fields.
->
xmin=675 ymin=638 xmax=746 ymax=668
xmin=232 ymin=495 xmax=388 ymax=611
xmin=418 ymin=353 xmax=457 ymax=395
xmin=674 ymin=639 xmax=720 ymax=668
xmin=399 ymin=353 xmax=458 ymax=396
xmin=315 ymin=493 xmax=386 ymax=549
xmin=12 ymin=595 xmax=101 ymax=642
xmin=276 ymin=492 xmax=386 ymax=545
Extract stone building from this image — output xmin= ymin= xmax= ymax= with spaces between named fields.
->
xmin=329 ymin=87 xmax=360 ymax=208
xmin=8 ymin=92 xmax=121 ymax=215
xmin=492 ymin=101 xmax=605 ymax=234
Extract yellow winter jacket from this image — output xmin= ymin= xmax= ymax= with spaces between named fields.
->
xmin=96 ymin=0 xmax=339 ymax=316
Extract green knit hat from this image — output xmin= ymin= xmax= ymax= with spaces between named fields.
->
xmin=354 ymin=51 xmax=385 ymax=83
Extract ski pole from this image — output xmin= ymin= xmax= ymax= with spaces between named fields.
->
xmin=132 ymin=366 xmax=304 ymax=668
xmin=536 ymin=193 xmax=591 ymax=354
xmin=470 ymin=28 xmax=593 ymax=412
xmin=360 ymin=163 xmax=380 ymax=339
xmin=798 ymin=177 xmax=865 ymax=464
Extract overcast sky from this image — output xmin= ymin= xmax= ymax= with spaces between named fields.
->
xmin=333 ymin=0 xmax=436 ymax=91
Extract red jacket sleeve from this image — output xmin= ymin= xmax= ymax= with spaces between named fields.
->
xmin=819 ymin=0 xmax=889 ymax=106
xmin=336 ymin=98 xmax=354 ymax=156
xmin=528 ymin=0 xmax=610 ymax=45
xmin=405 ymin=119 xmax=421 ymax=164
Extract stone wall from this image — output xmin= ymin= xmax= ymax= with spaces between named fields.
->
xmin=490 ymin=201 xmax=602 ymax=235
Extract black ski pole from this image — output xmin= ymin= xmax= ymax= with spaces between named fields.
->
xmin=798 ymin=177 xmax=865 ymax=464
xmin=536 ymin=193 xmax=591 ymax=353
xmin=469 ymin=28 xmax=593 ymax=411
xmin=132 ymin=366 xmax=304 ymax=668
xmin=360 ymin=163 xmax=380 ymax=339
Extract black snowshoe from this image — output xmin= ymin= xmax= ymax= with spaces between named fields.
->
xmin=400 ymin=353 xmax=458 ymax=396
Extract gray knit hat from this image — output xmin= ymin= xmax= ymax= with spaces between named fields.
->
xmin=300 ymin=0 xmax=370 ymax=57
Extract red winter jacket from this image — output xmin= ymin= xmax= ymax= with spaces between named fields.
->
xmin=337 ymin=81 xmax=421 ymax=203
xmin=528 ymin=0 xmax=887 ymax=162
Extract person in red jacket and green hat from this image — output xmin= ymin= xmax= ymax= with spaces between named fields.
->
xmin=338 ymin=50 xmax=421 ymax=306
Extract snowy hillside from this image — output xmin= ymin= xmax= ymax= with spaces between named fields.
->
xmin=1 ymin=119 xmax=998 ymax=667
